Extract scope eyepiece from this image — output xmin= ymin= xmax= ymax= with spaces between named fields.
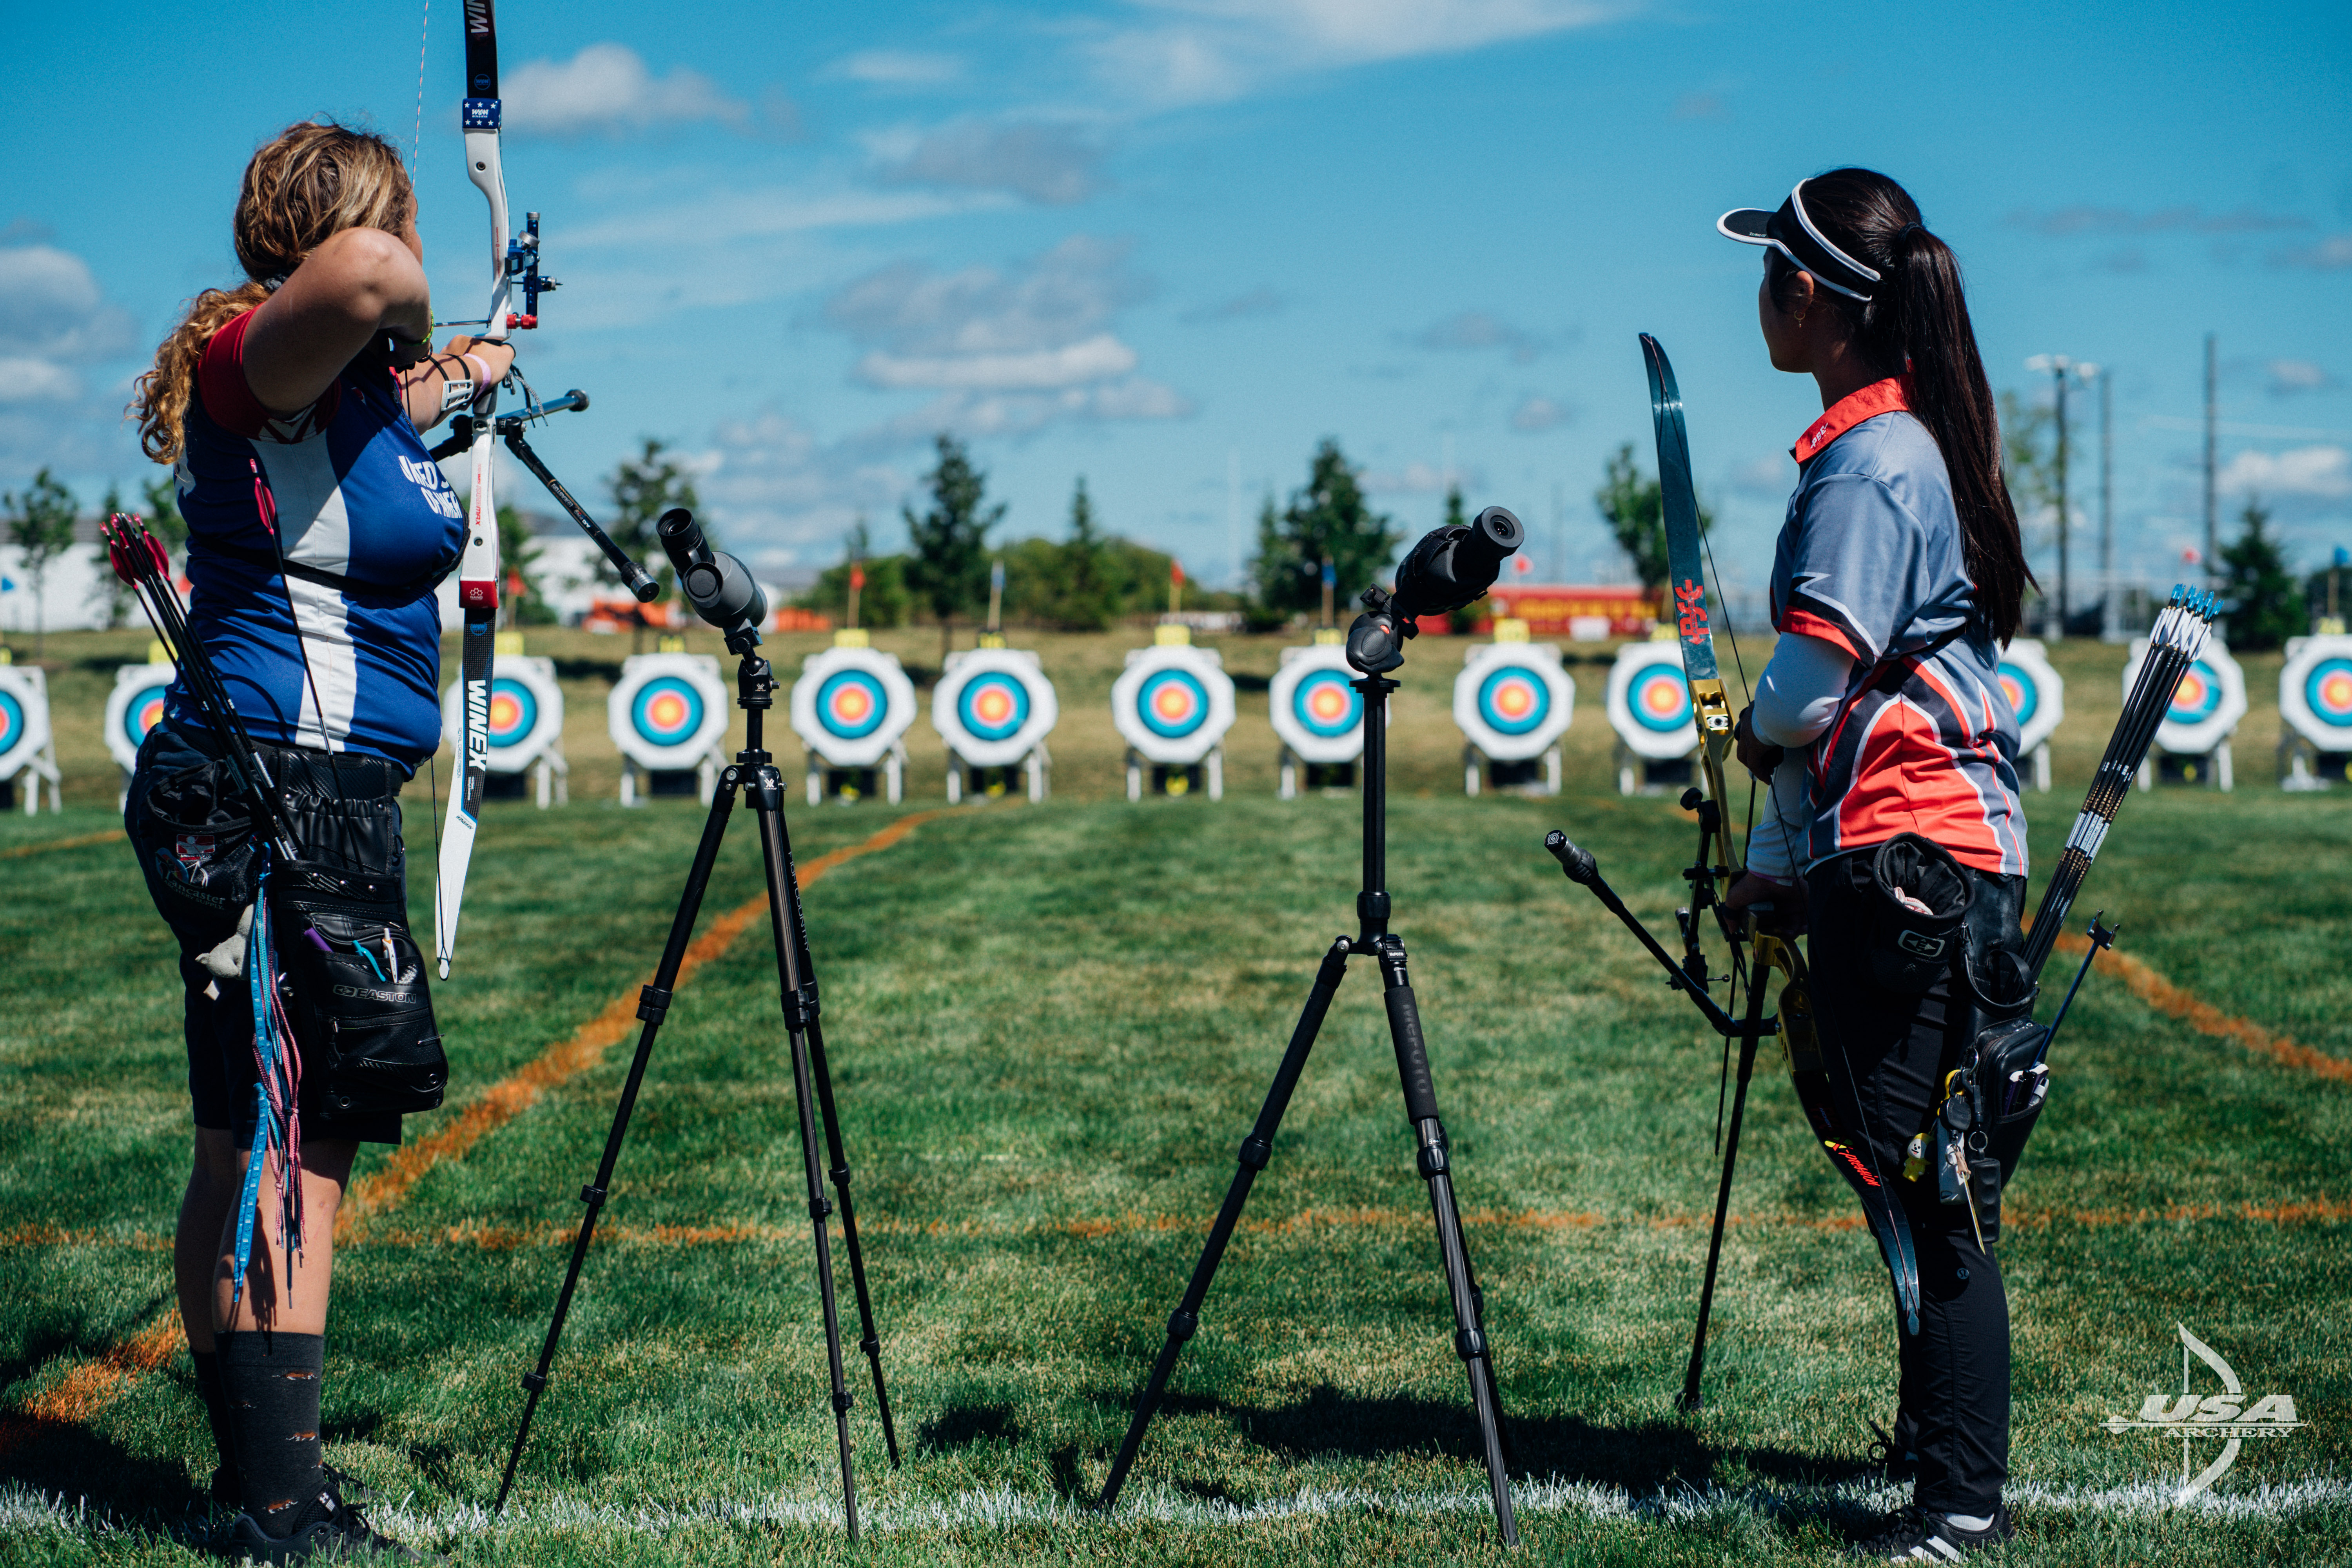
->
xmin=1387 ymin=505 xmax=1524 ymax=624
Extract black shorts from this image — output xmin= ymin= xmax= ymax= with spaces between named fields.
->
xmin=125 ymin=722 xmax=417 ymax=1146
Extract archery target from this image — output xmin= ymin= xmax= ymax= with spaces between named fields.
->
xmin=932 ymin=647 xmax=1058 ymax=769
xmin=790 ymin=645 xmax=916 ymax=768
xmin=1111 ymin=643 xmax=1237 ymax=765
xmin=1603 ymin=642 xmax=1698 ymax=761
xmin=441 ymin=656 xmax=564 ymax=773
xmin=0 ymin=665 xmax=50 ymax=779
xmin=1454 ymin=642 xmax=1575 ymax=761
xmin=103 ymin=664 xmax=179 ymax=772
xmin=2279 ymin=635 xmax=2352 ymax=751
xmin=1994 ymin=638 xmax=2065 ymax=756
xmin=610 ymin=653 xmax=731 ymax=771
xmin=2128 ymin=635 xmax=2245 ymax=757
xmin=1267 ymin=645 xmax=1365 ymax=765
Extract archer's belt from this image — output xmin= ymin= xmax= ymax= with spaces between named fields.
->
xmin=160 ymin=720 xmax=412 ymax=800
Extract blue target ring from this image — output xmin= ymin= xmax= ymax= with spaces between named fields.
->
xmin=487 ymin=677 xmax=538 ymax=751
xmin=1290 ymin=670 xmax=1361 ymax=739
xmin=2304 ymin=657 xmax=2352 ymax=731
xmin=2168 ymin=659 xmax=2224 ymax=726
xmin=956 ymin=672 xmax=1031 ymax=743
xmin=122 ymin=681 xmax=173 ymax=751
xmin=631 ymin=676 xmax=708 ymax=746
xmin=1476 ymin=664 xmax=1550 ymax=737
xmin=1137 ymin=669 xmax=1210 ymax=739
xmin=1628 ymin=665 xmax=1691 ymax=733
xmin=1998 ymin=662 xmax=2040 ymax=729
xmin=0 ymin=688 xmax=23 ymax=757
xmin=816 ymin=670 xmax=889 ymax=740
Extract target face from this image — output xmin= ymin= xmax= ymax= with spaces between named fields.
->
xmin=103 ymin=665 xmax=180 ymax=771
xmin=1293 ymin=670 xmax=1361 ymax=737
xmin=1267 ymin=646 xmax=1365 ymax=765
xmin=1111 ymin=644 xmax=1238 ymax=765
xmin=0 ymin=687 xmax=22 ymax=758
xmin=815 ymin=670 xmax=888 ymax=740
xmin=1603 ymin=645 xmax=1695 ymax=760
xmin=1454 ymin=643 xmax=1575 ymax=761
xmin=790 ymin=645 xmax=917 ymax=768
xmin=1630 ymin=666 xmax=1690 ymax=732
xmin=1993 ymin=639 xmax=2064 ymax=755
xmin=1139 ymin=670 xmax=1210 ymax=738
xmin=2278 ymin=635 xmax=2352 ymax=751
xmin=2169 ymin=662 xmax=2223 ymax=725
xmin=633 ymin=677 xmax=708 ymax=744
xmin=0 ymin=666 xmax=51 ymax=777
xmin=1998 ymin=666 xmax=2036 ymax=726
xmin=486 ymin=679 xmax=537 ymax=748
xmin=611 ymin=653 xmax=733 ymax=771
xmin=2133 ymin=635 xmax=2244 ymax=757
xmin=2306 ymin=659 xmax=2352 ymax=730
xmin=932 ymin=648 xmax=1058 ymax=768
xmin=445 ymin=657 xmax=566 ymax=774
xmin=1477 ymin=667 xmax=1550 ymax=736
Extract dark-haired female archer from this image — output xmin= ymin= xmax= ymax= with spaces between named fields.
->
xmin=1715 ymin=169 xmax=2038 ymax=1561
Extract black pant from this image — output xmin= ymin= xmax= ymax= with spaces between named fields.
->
xmin=1806 ymin=851 xmax=2024 ymax=1516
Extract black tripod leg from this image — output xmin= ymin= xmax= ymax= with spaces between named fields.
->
xmin=1374 ymin=937 xmax=1519 ymax=1547
xmin=1096 ymin=937 xmax=1352 ymax=1515
xmin=1678 ymin=962 xmax=1771 ymax=1414
xmin=750 ymin=768 xmax=862 ymax=1542
xmin=805 ymin=1018 xmax=900 ymax=1467
xmin=494 ymin=769 xmax=741 ymax=1514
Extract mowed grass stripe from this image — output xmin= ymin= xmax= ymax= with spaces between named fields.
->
xmin=0 ymin=808 xmax=942 ymax=1459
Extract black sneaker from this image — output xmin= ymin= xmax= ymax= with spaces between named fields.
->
xmin=1848 ymin=1503 xmax=2014 ymax=1561
xmin=218 ymin=1479 xmax=437 ymax=1563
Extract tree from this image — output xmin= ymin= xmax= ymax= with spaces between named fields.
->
xmin=604 ymin=438 xmax=701 ymax=648
xmin=1593 ymin=443 xmax=1710 ymax=593
xmin=1251 ymin=439 xmax=1403 ymax=619
xmin=1002 ymin=477 xmax=1133 ymax=631
xmin=797 ymin=519 xmax=912 ymax=628
xmin=140 ymin=475 xmax=189 ymax=562
xmin=2219 ymin=497 xmax=2303 ymax=651
xmin=87 ymin=484 xmax=134 ymax=630
xmin=903 ymin=434 xmax=1004 ymax=655
xmin=496 ymin=503 xmax=555 ymax=626
xmin=4 ymin=468 xmax=78 ymax=658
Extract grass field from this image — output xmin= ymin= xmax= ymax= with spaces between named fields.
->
xmin=3 ymin=628 xmax=2348 ymax=1564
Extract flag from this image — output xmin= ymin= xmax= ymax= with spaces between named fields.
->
xmin=1171 ymin=561 xmax=1185 ymax=588
xmin=849 ymin=564 xmax=865 ymax=590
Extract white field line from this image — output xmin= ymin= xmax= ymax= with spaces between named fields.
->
xmin=5 ymin=1475 xmax=2349 ymax=1542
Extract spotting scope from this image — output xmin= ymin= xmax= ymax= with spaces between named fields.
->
xmin=658 ymin=508 xmax=768 ymax=651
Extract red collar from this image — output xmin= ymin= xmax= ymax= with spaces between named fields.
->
xmin=1792 ymin=376 xmax=1911 ymax=463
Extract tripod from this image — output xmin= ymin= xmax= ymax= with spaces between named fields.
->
xmin=492 ymin=637 xmax=900 ymax=1538
xmin=1097 ymin=606 xmax=1519 ymax=1546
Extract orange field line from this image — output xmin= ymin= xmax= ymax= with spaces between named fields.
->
xmin=338 ymin=809 xmax=942 ymax=1236
xmin=0 ymin=809 xmax=940 ymax=1458
xmin=1 ymin=828 xmax=126 ymax=860
xmin=2053 ymin=930 xmax=2352 ymax=1085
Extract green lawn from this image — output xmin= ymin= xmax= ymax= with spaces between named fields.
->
xmin=3 ymin=649 xmax=2349 ymax=1564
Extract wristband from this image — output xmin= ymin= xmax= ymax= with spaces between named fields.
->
xmin=459 ymin=353 xmax=493 ymax=392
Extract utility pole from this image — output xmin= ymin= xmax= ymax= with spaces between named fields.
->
xmin=2203 ymin=334 xmax=2218 ymax=586
xmin=2100 ymin=369 xmax=2119 ymax=641
xmin=1551 ymin=481 xmax=1565 ymax=582
xmin=1225 ymin=448 xmax=1240 ymax=592
xmin=2027 ymin=355 xmax=2099 ymax=639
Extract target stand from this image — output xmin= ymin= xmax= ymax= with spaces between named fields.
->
xmin=2278 ymin=634 xmax=2352 ymax=791
xmin=1602 ymin=640 xmax=1696 ymax=795
xmin=791 ymin=639 xmax=918 ymax=805
xmin=610 ymin=653 xmax=732 ymax=806
xmin=1997 ymin=639 xmax=2066 ymax=792
xmin=0 ymin=664 xmax=62 ymax=815
xmin=1454 ymin=636 xmax=1575 ymax=797
xmin=933 ymin=647 xmax=1057 ymax=803
xmin=1112 ymin=632 xmax=1238 ymax=801
xmin=444 ymin=656 xmax=569 ymax=809
xmin=2128 ymin=635 xmax=2246 ymax=791
xmin=1269 ymin=643 xmax=1365 ymax=797
xmin=103 ymin=657 xmax=178 ymax=808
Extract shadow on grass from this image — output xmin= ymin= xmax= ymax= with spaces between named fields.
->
xmin=1114 ymin=1384 xmax=1876 ymax=1494
xmin=0 ymin=1424 xmax=195 ymax=1518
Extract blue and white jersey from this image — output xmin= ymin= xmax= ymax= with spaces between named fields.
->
xmin=169 ymin=309 xmax=463 ymax=767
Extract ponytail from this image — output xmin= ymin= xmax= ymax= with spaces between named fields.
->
xmin=1766 ymin=168 xmax=2035 ymax=642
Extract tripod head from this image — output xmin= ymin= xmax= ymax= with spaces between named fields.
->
xmin=1346 ymin=506 xmax=1525 ymax=675
xmin=659 ymin=508 xmax=768 ymax=654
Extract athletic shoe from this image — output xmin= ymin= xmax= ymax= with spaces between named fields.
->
xmin=1848 ymin=1503 xmax=2014 ymax=1561
xmin=218 ymin=1477 xmax=437 ymax=1563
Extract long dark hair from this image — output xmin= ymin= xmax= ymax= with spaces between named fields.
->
xmin=1766 ymin=167 xmax=2035 ymax=642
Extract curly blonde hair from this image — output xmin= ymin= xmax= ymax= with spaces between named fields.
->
xmin=132 ymin=121 xmax=414 ymax=464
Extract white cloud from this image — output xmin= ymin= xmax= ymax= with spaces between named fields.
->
xmin=692 ymin=410 xmax=912 ymax=561
xmin=857 ymin=333 xmax=1138 ymax=390
xmin=561 ymin=186 xmax=998 ymax=252
xmin=878 ymin=379 xmax=1195 ymax=442
xmin=0 ymin=246 xmax=138 ymax=361
xmin=0 ymin=358 xmax=82 ymax=404
xmin=504 ymin=44 xmax=752 ymax=137
xmin=1414 ymin=310 xmax=1544 ymax=362
xmin=878 ymin=121 xmax=1106 ymax=206
xmin=1509 ymin=395 xmax=1569 ymax=432
xmin=2276 ymin=234 xmax=2352 ymax=270
xmin=823 ymin=236 xmax=1149 ymax=360
xmin=1732 ymin=454 xmax=1790 ymax=492
xmin=2216 ymin=444 xmax=2351 ymax=498
xmin=827 ymin=50 xmax=964 ymax=86
xmin=1091 ymin=0 xmax=1618 ymax=105
xmin=1181 ymin=286 xmax=1285 ymax=323
xmin=2269 ymin=359 xmax=2339 ymax=396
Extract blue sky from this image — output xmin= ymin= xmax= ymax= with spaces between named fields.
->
xmin=4 ymin=0 xmax=2347 ymax=601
